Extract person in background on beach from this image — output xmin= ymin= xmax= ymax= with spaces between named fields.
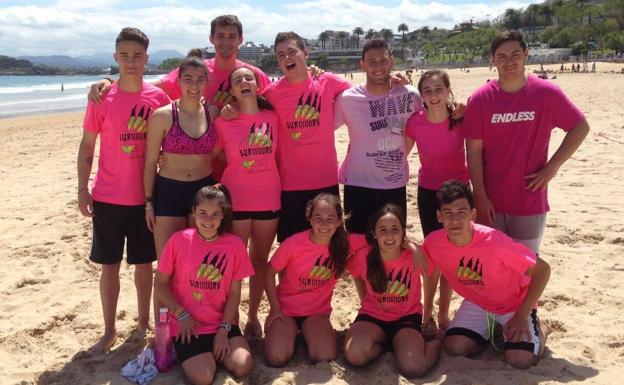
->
xmin=344 ymin=204 xmax=441 ymax=377
xmin=263 ymin=193 xmax=349 ymax=367
xmin=155 ymin=185 xmax=253 ymax=385
xmin=213 ymin=66 xmax=281 ymax=338
xmin=422 ymin=181 xmax=550 ymax=368
xmin=143 ymin=57 xmax=217 ymax=260
xmin=88 ymin=15 xmax=271 ymax=181
xmin=405 ymin=69 xmax=469 ymax=333
xmin=334 ymin=39 xmax=422 ymax=234
xmin=61 ymin=83 xmax=64 ymax=92
xmin=464 ymin=30 xmax=589 ymax=252
xmin=76 ymin=27 xmax=170 ymax=352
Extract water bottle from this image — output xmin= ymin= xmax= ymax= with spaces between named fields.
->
xmin=154 ymin=307 xmax=174 ymax=372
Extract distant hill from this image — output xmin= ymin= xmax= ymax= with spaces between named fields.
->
xmin=148 ymin=50 xmax=184 ymax=66
xmin=18 ymin=55 xmax=105 ymax=70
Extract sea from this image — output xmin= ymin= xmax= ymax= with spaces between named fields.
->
xmin=0 ymin=75 xmax=164 ymax=119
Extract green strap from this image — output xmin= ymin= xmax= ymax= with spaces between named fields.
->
xmin=486 ymin=312 xmax=502 ymax=352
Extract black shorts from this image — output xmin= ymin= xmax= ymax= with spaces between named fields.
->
xmin=354 ymin=313 xmax=422 ymax=350
xmin=154 ymin=175 xmax=216 ymax=217
xmin=90 ymin=201 xmax=156 ymax=265
xmin=277 ymin=185 xmax=340 ymax=242
xmin=173 ymin=325 xmax=243 ymax=363
xmin=417 ymin=185 xmax=442 ymax=237
xmin=343 ymin=185 xmax=407 ymax=234
xmin=232 ymin=210 xmax=281 ymax=221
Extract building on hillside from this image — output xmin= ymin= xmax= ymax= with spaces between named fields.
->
xmin=238 ymin=42 xmax=270 ymax=63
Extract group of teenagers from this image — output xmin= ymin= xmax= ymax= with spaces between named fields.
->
xmin=76 ymin=14 xmax=590 ymax=385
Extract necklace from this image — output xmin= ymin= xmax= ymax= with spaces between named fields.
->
xmin=198 ymin=230 xmax=219 ymax=242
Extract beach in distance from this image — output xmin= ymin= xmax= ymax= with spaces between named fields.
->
xmin=1 ymin=63 xmax=624 ymax=385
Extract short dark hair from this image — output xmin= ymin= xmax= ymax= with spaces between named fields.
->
xmin=274 ymin=31 xmax=306 ymax=52
xmin=436 ymin=180 xmax=474 ymax=209
xmin=210 ymin=15 xmax=243 ymax=37
xmin=115 ymin=27 xmax=149 ymax=50
xmin=361 ymin=38 xmax=392 ymax=61
xmin=187 ymin=48 xmax=203 ymax=58
xmin=491 ymin=30 xmax=527 ymax=56
xmin=178 ymin=57 xmax=208 ymax=79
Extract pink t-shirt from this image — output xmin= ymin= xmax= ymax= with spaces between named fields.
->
xmin=158 ymin=229 xmax=254 ymax=336
xmin=269 ymin=230 xmax=337 ymax=317
xmin=160 ymin=58 xmax=270 ymax=108
xmin=214 ymin=110 xmax=281 ymax=212
xmin=263 ymin=72 xmax=351 ymax=191
xmin=335 ymin=84 xmax=423 ymax=189
xmin=463 ymin=75 xmax=585 ymax=215
xmin=83 ymin=82 xmax=169 ymax=205
xmin=347 ymin=248 xmax=423 ymax=321
xmin=423 ymin=223 xmax=537 ymax=315
xmin=406 ymin=110 xmax=469 ymax=190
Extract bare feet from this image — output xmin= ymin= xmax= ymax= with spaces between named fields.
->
xmin=90 ymin=330 xmax=117 ymax=353
xmin=244 ymin=317 xmax=263 ymax=338
xmin=537 ymin=317 xmax=551 ymax=359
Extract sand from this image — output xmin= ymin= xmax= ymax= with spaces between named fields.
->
xmin=1 ymin=62 xmax=623 ymax=385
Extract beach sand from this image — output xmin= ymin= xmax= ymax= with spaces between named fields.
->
xmin=1 ymin=62 xmax=623 ymax=385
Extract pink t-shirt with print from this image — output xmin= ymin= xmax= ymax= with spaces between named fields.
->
xmin=335 ymin=84 xmax=423 ymax=189
xmin=263 ymin=72 xmax=351 ymax=191
xmin=406 ymin=110 xmax=469 ymax=190
xmin=463 ymin=75 xmax=585 ymax=215
xmin=423 ymin=223 xmax=537 ymax=315
xmin=160 ymin=58 xmax=270 ymax=107
xmin=158 ymin=229 xmax=254 ymax=336
xmin=83 ymin=82 xmax=169 ymax=206
xmin=214 ymin=110 xmax=281 ymax=212
xmin=269 ymin=230 xmax=337 ymax=317
xmin=347 ymin=248 xmax=423 ymax=322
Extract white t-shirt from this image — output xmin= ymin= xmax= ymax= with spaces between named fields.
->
xmin=335 ymin=84 xmax=422 ymax=189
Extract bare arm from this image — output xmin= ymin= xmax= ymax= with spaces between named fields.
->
xmin=154 ymin=270 xmax=197 ymax=343
xmin=213 ymin=279 xmax=244 ymax=361
xmin=466 ymin=138 xmax=495 ymax=225
xmin=264 ymin=264 xmax=286 ymax=329
xmin=77 ymin=131 xmax=97 ymax=216
xmin=143 ymin=108 xmax=170 ymax=231
xmin=525 ymin=119 xmax=590 ymax=191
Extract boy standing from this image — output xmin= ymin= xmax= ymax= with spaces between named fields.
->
xmin=77 ymin=27 xmax=170 ymax=352
xmin=464 ymin=30 xmax=589 ymax=252
xmin=334 ymin=39 xmax=422 ymax=233
xmin=422 ymin=181 xmax=550 ymax=368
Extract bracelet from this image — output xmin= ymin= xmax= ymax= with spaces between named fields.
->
xmin=173 ymin=306 xmax=185 ymax=318
xmin=145 ymin=196 xmax=153 ymax=204
xmin=176 ymin=311 xmax=190 ymax=322
xmin=145 ymin=205 xmax=153 ymax=211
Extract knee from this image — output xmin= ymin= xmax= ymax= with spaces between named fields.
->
xmin=505 ymin=350 xmax=535 ymax=369
xmin=264 ymin=346 xmax=292 ymax=367
xmin=229 ymin=356 xmax=253 ymax=378
xmin=396 ymin=360 xmax=427 ymax=378
xmin=101 ymin=263 xmax=120 ymax=275
xmin=443 ymin=337 xmax=475 ymax=357
xmin=308 ymin=343 xmax=337 ymax=363
xmin=344 ymin=339 xmax=376 ymax=367
xmin=185 ymin=369 xmax=214 ymax=385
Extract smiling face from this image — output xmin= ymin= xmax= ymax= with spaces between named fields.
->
xmin=179 ymin=65 xmax=207 ymax=101
xmin=419 ymin=74 xmax=450 ymax=112
xmin=492 ymin=40 xmax=527 ymax=82
xmin=193 ymin=199 xmax=224 ymax=240
xmin=229 ymin=67 xmax=258 ymax=100
xmin=436 ymin=198 xmax=476 ymax=246
xmin=308 ymin=199 xmax=341 ymax=244
xmin=275 ymin=39 xmax=308 ymax=82
xmin=361 ymin=47 xmax=393 ymax=87
xmin=373 ymin=213 xmax=404 ymax=256
xmin=114 ymin=40 xmax=148 ymax=77
xmin=210 ymin=24 xmax=243 ymax=60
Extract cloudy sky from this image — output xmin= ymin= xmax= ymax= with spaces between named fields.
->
xmin=0 ymin=0 xmax=531 ymax=57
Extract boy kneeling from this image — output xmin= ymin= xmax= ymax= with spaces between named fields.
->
xmin=422 ymin=181 xmax=550 ymax=368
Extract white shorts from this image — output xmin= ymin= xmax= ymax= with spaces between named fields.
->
xmin=446 ymin=300 xmax=541 ymax=355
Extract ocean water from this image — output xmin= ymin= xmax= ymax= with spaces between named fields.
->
xmin=0 ymin=75 xmax=163 ymax=119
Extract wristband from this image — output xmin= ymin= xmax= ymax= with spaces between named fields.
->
xmin=145 ymin=196 xmax=153 ymax=204
xmin=176 ymin=311 xmax=190 ymax=322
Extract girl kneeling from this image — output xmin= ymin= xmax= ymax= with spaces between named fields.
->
xmin=263 ymin=193 xmax=349 ymax=366
xmin=154 ymin=185 xmax=253 ymax=385
xmin=344 ymin=204 xmax=440 ymax=377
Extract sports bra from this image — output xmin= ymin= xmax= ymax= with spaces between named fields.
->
xmin=161 ymin=101 xmax=216 ymax=155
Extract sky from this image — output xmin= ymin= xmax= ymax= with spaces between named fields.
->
xmin=0 ymin=0 xmax=532 ymax=57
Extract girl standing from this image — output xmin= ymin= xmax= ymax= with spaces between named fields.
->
xmin=213 ymin=66 xmax=281 ymax=337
